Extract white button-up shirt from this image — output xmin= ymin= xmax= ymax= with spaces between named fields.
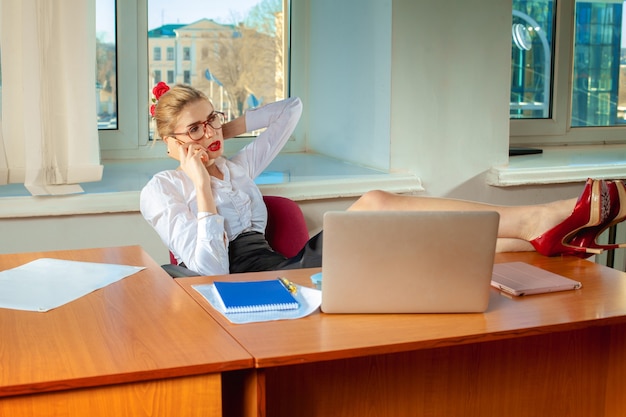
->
xmin=140 ymin=97 xmax=302 ymax=275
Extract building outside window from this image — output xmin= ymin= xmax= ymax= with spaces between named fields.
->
xmin=146 ymin=1 xmax=286 ymax=139
xmin=572 ymin=1 xmax=624 ymax=126
xmin=154 ymin=46 xmax=161 ymax=61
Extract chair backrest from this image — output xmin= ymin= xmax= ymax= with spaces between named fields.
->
xmin=169 ymin=195 xmax=309 ymax=265
xmin=262 ymin=195 xmax=310 ymax=258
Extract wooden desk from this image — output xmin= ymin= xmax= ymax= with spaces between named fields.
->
xmin=178 ymin=252 xmax=626 ymax=417
xmin=0 ymin=246 xmax=252 ymax=417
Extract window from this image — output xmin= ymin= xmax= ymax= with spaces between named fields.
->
xmin=99 ymin=0 xmax=292 ymax=159
xmin=147 ymin=0 xmax=287 ymax=122
xmin=572 ymin=1 xmax=623 ymax=127
xmin=0 ymin=32 xmax=2 ymax=115
xmin=511 ymin=0 xmax=626 ymax=145
xmin=96 ymin=0 xmax=117 ymax=131
xmin=510 ymin=1 xmax=554 ymax=119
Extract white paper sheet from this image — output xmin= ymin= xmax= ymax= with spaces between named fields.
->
xmin=193 ymin=283 xmax=322 ymax=324
xmin=0 ymin=258 xmax=145 ymax=312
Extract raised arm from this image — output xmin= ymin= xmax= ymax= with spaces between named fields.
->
xmin=230 ymin=97 xmax=303 ymax=179
xmin=221 ymin=115 xmax=247 ymax=139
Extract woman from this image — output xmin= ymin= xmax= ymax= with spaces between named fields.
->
xmin=141 ymin=83 xmax=624 ymax=276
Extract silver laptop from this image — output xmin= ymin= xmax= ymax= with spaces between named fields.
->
xmin=320 ymin=210 xmax=499 ymax=313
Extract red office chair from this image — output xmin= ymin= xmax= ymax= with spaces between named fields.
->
xmin=262 ymin=195 xmax=310 ymax=258
xmin=165 ymin=195 xmax=310 ymax=276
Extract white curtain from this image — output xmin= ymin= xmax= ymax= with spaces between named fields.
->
xmin=0 ymin=0 xmax=102 ymax=195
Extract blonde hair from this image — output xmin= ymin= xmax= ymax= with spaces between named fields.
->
xmin=152 ymin=84 xmax=210 ymax=139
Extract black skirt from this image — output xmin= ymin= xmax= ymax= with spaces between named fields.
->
xmin=228 ymin=231 xmax=287 ymax=273
xmin=228 ymin=231 xmax=324 ymax=274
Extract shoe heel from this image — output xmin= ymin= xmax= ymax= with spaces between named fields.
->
xmin=571 ymin=180 xmax=626 ymax=251
xmin=531 ymin=179 xmax=606 ymax=257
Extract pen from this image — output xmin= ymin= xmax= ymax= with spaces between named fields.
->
xmin=279 ymin=277 xmax=297 ymax=295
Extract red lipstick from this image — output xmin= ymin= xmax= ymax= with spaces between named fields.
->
xmin=208 ymin=141 xmax=221 ymax=152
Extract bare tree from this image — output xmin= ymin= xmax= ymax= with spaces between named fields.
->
xmin=203 ymin=0 xmax=283 ymax=117
xmin=96 ymin=35 xmax=116 ymax=117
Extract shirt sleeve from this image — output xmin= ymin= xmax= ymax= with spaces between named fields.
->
xmin=139 ymin=173 xmax=230 ymax=276
xmin=230 ymin=96 xmax=302 ymax=179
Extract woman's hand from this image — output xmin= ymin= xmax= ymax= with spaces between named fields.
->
xmin=174 ymin=141 xmax=217 ymax=214
xmin=177 ymin=142 xmax=211 ymax=185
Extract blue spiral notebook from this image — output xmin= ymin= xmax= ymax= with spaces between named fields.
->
xmin=213 ymin=279 xmax=299 ymax=313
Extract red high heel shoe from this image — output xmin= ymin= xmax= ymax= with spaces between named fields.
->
xmin=530 ymin=178 xmax=607 ymax=257
xmin=569 ymin=180 xmax=626 ymax=250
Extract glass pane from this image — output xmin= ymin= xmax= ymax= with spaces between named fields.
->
xmin=572 ymin=0 xmax=624 ymax=127
xmin=510 ymin=1 xmax=555 ymax=119
xmin=96 ymin=0 xmax=117 ymax=130
xmin=148 ymin=0 xmax=287 ymax=138
xmin=0 ymin=26 xmax=2 ymax=117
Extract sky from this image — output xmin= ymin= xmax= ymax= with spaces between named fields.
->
xmin=147 ymin=0 xmax=262 ymax=29
xmin=96 ymin=0 xmax=262 ymax=42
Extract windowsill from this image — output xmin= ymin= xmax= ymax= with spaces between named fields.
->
xmin=487 ymin=144 xmax=626 ymax=186
xmin=0 ymin=153 xmax=422 ymax=218
xmin=4 ymin=144 xmax=626 ymax=218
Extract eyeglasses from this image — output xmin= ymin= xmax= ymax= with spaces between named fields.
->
xmin=169 ymin=111 xmax=225 ymax=141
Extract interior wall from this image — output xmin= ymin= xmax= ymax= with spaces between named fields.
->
xmin=0 ymin=213 xmax=171 ymax=264
xmin=305 ymin=0 xmax=392 ymax=171
xmin=0 ymin=200 xmax=358 ymax=266
xmin=390 ymin=0 xmax=511 ymax=198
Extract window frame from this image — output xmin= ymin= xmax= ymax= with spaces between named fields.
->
xmin=99 ymin=0 xmax=303 ymax=161
xmin=98 ymin=0 xmax=148 ymax=155
xmin=510 ymin=0 xmax=626 ymax=147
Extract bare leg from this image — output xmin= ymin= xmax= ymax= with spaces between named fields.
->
xmin=495 ymin=238 xmax=534 ymax=252
xmin=348 ymin=190 xmax=577 ymax=250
